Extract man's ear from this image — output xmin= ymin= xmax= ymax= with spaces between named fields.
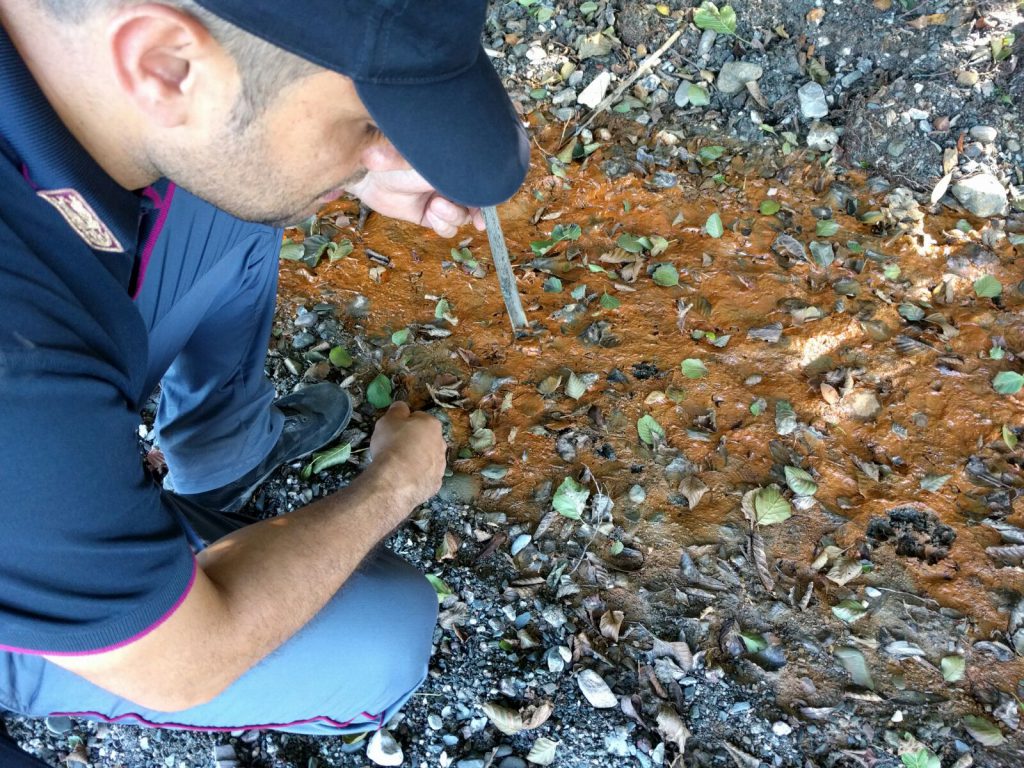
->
xmin=106 ymin=3 xmax=222 ymax=128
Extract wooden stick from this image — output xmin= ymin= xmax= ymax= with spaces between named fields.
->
xmin=481 ymin=206 xmax=528 ymax=331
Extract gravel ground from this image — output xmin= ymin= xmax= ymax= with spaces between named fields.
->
xmin=5 ymin=1 xmax=1023 ymax=767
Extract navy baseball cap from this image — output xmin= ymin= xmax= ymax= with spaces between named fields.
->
xmin=193 ymin=0 xmax=530 ymax=207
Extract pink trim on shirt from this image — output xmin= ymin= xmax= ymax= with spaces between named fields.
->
xmin=0 ymin=557 xmax=198 ymax=657
xmin=132 ymin=181 xmax=176 ymax=299
xmin=46 ymin=709 xmax=384 ymax=733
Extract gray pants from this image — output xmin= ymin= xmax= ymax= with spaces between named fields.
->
xmin=0 ymin=183 xmax=437 ymax=733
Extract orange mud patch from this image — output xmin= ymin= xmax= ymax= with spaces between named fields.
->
xmin=279 ymin=137 xmax=1024 ymax=700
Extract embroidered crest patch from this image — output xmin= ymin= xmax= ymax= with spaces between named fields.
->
xmin=37 ymin=188 xmax=124 ymax=253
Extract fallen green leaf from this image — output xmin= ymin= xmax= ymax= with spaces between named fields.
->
xmin=552 ymin=476 xmax=589 ymax=520
xmin=739 ymin=632 xmax=767 ymax=653
xmin=329 ymin=346 xmax=352 ymax=368
xmin=753 ymin=486 xmax=792 ymax=526
xmin=637 ymin=414 xmax=665 ymax=446
xmin=832 ymin=600 xmax=867 ymax=624
xmin=901 ymin=749 xmax=940 ymax=768
xmin=974 ymin=275 xmax=1002 ymax=298
xmin=543 ymin=276 xmax=563 ymax=292
xmin=600 ymin=292 xmax=621 ymax=309
xmin=705 ymin=212 xmax=724 ymax=238
xmin=425 ymin=573 xmax=453 ymax=602
xmin=653 ymin=263 xmax=680 ymax=287
xmin=308 ymin=442 xmax=352 ymax=475
xmin=815 ymin=219 xmax=839 ymax=237
xmin=941 ymin=655 xmax=965 ymax=683
xmin=784 ymin=466 xmax=818 ymax=497
xmin=367 ymin=373 xmax=393 ymax=409
xmin=681 ymin=358 xmax=708 ymax=379
xmin=759 ymin=199 xmax=781 ymax=215
xmin=1003 ymin=425 xmax=1018 ymax=450
xmin=693 ymin=1 xmax=738 ymax=35
xmin=963 ymin=715 xmax=1005 ymax=746
xmin=698 ymin=145 xmax=726 ymax=163
xmin=435 ymin=298 xmax=451 ymax=319
xmin=686 ymin=82 xmax=711 ymax=106
xmin=391 ymin=328 xmax=411 ymax=346
xmin=993 ymin=371 xmax=1024 ymax=395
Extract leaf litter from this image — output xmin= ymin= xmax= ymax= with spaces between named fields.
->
xmin=217 ymin=89 xmax=1024 ymax=768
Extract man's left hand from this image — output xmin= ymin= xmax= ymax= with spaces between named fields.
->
xmin=347 ymin=141 xmax=485 ymax=238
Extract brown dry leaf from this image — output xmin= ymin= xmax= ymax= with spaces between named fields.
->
xmin=942 ymin=147 xmax=958 ymax=175
xmin=873 ymin=0 xmax=892 ymax=9
xmin=908 ymin=13 xmax=947 ymax=29
xmin=740 ymin=488 xmax=758 ymax=526
xmin=820 ymin=382 xmax=840 ymax=405
xmin=652 ymin=637 xmax=694 ymax=672
xmin=826 ymin=557 xmax=863 ymax=586
xmin=750 ymin=529 xmax=776 ymax=595
xmin=600 ymin=610 xmax=625 ymax=641
xmin=436 ymin=531 xmax=461 ymax=561
xmin=744 ymin=79 xmax=769 ymax=109
xmin=481 ymin=702 xmax=525 ymax=735
xmin=656 ymin=707 xmax=691 ymax=752
xmin=679 ymin=476 xmax=709 ymax=509
xmin=676 ymin=299 xmax=692 ymax=334
xmin=523 ymin=700 xmax=555 ymax=730
xmin=65 ymin=744 xmax=90 ymax=767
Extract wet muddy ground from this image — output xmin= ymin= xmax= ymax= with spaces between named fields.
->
xmin=258 ymin=129 xmax=1024 ymax=765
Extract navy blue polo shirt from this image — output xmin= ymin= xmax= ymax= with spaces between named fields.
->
xmin=0 ymin=30 xmax=196 ymax=654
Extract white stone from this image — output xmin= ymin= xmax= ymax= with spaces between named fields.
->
xmin=797 ymin=82 xmax=828 ymax=119
xmin=577 ymin=71 xmax=612 ymax=109
xmin=367 ymin=729 xmax=404 ymax=767
xmin=952 ymin=174 xmax=1009 ymax=218
xmin=772 ymin=721 xmax=793 ymax=736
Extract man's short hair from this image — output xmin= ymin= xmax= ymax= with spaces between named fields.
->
xmin=36 ymin=0 xmax=318 ymax=128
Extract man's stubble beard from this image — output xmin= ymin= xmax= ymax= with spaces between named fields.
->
xmin=149 ymin=122 xmax=366 ymax=229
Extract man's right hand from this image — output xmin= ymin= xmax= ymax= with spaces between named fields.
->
xmin=368 ymin=402 xmax=446 ymax=509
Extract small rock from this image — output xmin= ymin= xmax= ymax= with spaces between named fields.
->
xmin=772 ymin=721 xmax=792 ymax=736
xmin=577 ymin=71 xmax=612 ymax=109
xmin=498 ymin=759 xmax=528 ymax=768
xmin=367 ymin=729 xmax=404 ymax=767
xmin=45 ymin=716 xmax=73 ymax=735
xmin=969 ymin=125 xmax=998 ymax=143
xmin=956 ymin=70 xmax=979 ymax=86
xmin=428 ymin=714 xmax=444 ymax=730
xmin=551 ymin=88 xmax=577 ymax=107
xmin=848 ymin=390 xmax=882 ymax=420
xmin=673 ymin=82 xmax=690 ymax=108
xmin=797 ymin=82 xmax=828 ymax=119
xmin=906 ymin=108 xmax=929 ymax=121
xmin=806 ymin=121 xmax=838 ymax=152
xmin=213 ymin=744 xmax=238 ymax=768
xmin=439 ymin=473 xmax=481 ymax=504
xmin=628 ymin=484 xmax=646 ymax=503
xmin=291 ymin=331 xmax=316 ymax=349
xmin=716 ymin=61 xmax=763 ymax=95
xmin=952 ymin=174 xmax=1008 ymax=218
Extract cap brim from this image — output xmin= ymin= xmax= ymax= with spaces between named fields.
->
xmin=355 ymin=49 xmax=530 ymax=208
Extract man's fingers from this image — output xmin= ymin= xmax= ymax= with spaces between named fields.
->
xmin=386 ymin=401 xmax=411 ymax=418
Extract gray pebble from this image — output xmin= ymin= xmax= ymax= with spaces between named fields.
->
xmin=628 ymin=484 xmax=646 ymax=503
xmin=806 ymin=122 xmax=839 ymax=152
xmin=797 ymin=82 xmax=828 ymax=119
xmin=716 ymin=61 xmax=763 ymax=95
xmin=970 ymin=125 xmax=998 ymax=143
xmin=291 ymin=331 xmax=316 ymax=349
xmin=44 ymin=716 xmax=72 ymax=735
xmin=499 ymin=758 xmax=527 ymax=768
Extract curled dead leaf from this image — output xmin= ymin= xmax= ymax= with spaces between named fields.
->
xmin=600 ymin=610 xmax=625 ymax=642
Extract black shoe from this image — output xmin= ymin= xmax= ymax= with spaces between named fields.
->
xmin=178 ymin=383 xmax=352 ymax=514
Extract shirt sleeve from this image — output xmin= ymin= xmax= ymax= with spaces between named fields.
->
xmin=0 ymin=222 xmax=196 ymax=655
